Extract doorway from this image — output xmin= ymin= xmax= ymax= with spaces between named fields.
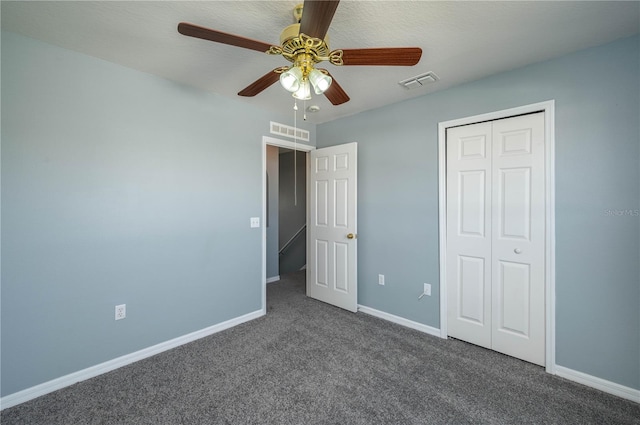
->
xmin=437 ymin=101 xmax=556 ymax=372
xmin=261 ymin=136 xmax=314 ymax=314
xmin=262 ymin=137 xmax=359 ymax=314
xmin=277 ymin=148 xmax=308 ymax=276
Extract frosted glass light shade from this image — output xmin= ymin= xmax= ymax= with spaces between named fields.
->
xmin=292 ymin=80 xmax=312 ymax=100
xmin=280 ymin=67 xmax=303 ymax=92
xmin=309 ymin=69 xmax=332 ymax=95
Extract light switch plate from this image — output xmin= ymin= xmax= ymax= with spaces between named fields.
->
xmin=250 ymin=217 xmax=260 ymax=228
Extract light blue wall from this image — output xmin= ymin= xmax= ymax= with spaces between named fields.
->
xmin=317 ymin=35 xmax=640 ymax=390
xmin=0 ymin=31 xmax=314 ymax=396
xmin=2 ymin=28 xmax=637 ymax=399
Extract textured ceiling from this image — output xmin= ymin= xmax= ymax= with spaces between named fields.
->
xmin=2 ymin=1 xmax=639 ymax=124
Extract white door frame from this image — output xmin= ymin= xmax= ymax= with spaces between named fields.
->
xmin=437 ymin=100 xmax=556 ymax=373
xmin=261 ymin=136 xmax=314 ymax=314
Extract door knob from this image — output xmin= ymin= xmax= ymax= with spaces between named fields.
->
xmin=347 ymin=233 xmax=356 ymax=239
xmin=514 ymin=248 xmax=522 ymax=254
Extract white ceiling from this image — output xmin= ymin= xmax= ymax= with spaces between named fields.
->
xmin=2 ymin=1 xmax=638 ymax=124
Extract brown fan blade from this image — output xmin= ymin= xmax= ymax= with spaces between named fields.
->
xmin=318 ymin=69 xmax=350 ymax=105
xmin=340 ymin=48 xmax=422 ymax=66
xmin=178 ymin=22 xmax=274 ymax=53
xmin=238 ymin=69 xmax=283 ymax=97
xmin=299 ymin=0 xmax=340 ymax=40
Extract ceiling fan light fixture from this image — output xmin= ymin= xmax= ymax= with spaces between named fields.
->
xmin=292 ymin=79 xmax=312 ymax=100
xmin=178 ymin=1 xmax=423 ymax=106
xmin=308 ymin=68 xmax=332 ymax=95
xmin=280 ymin=66 xmax=303 ymax=92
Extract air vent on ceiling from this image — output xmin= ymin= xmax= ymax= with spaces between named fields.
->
xmin=398 ymin=71 xmax=439 ymax=90
xmin=270 ymin=121 xmax=310 ymax=142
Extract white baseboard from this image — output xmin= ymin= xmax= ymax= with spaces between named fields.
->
xmin=0 ymin=309 xmax=264 ymax=410
xmin=357 ymin=305 xmax=441 ymax=338
xmin=355 ymin=305 xmax=639 ymax=403
xmin=266 ymin=275 xmax=280 ymax=284
xmin=359 ymin=303 xmax=640 ymax=404
xmin=554 ymin=365 xmax=640 ymax=403
xmin=5 ymin=308 xmax=637 ymax=410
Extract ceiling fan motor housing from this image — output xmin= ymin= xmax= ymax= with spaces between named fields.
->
xmin=279 ymin=24 xmax=331 ymax=77
xmin=280 ymin=24 xmax=330 ymax=56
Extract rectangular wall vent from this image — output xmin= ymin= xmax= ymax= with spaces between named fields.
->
xmin=398 ymin=71 xmax=439 ymax=90
xmin=270 ymin=121 xmax=310 ymax=142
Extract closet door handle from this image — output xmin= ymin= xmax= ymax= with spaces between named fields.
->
xmin=514 ymin=248 xmax=522 ymax=254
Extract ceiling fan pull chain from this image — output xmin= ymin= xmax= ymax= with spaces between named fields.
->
xmin=303 ymin=99 xmax=307 ymax=121
xmin=293 ymin=99 xmax=298 ymax=207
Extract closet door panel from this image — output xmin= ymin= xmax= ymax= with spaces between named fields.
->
xmin=446 ymin=122 xmax=493 ymax=349
xmin=491 ymin=113 xmax=545 ymax=366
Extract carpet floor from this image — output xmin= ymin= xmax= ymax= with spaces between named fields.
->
xmin=2 ymin=271 xmax=639 ymax=424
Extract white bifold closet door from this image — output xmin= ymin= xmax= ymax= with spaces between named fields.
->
xmin=446 ymin=112 xmax=545 ymax=366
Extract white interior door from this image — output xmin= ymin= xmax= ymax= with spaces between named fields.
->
xmin=490 ymin=113 xmax=545 ymax=365
xmin=446 ymin=122 xmax=493 ymax=348
xmin=446 ymin=113 xmax=545 ymax=366
xmin=308 ymin=142 xmax=358 ymax=312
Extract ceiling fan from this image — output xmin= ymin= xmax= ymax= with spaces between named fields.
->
xmin=177 ymin=0 xmax=422 ymax=105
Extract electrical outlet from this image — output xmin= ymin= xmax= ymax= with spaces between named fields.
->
xmin=115 ymin=304 xmax=126 ymax=320
xmin=378 ymin=274 xmax=385 ymax=285
xmin=250 ymin=217 xmax=260 ymax=228
xmin=423 ymin=283 xmax=431 ymax=296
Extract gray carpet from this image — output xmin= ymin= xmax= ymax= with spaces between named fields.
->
xmin=2 ymin=271 xmax=639 ymax=424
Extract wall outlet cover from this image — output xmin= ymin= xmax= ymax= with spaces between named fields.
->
xmin=115 ymin=304 xmax=126 ymax=320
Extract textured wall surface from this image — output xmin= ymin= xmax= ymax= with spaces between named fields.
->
xmin=0 ymin=31 xmax=313 ymax=397
xmin=317 ymin=35 xmax=640 ymax=390
xmin=1 ymin=28 xmax=637 ymax=401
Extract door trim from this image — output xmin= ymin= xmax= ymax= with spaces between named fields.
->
xmin=437 ymin=100 xmax=556 ymax=373
xmin=261 ymin=136 xmax=314 ymax=314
